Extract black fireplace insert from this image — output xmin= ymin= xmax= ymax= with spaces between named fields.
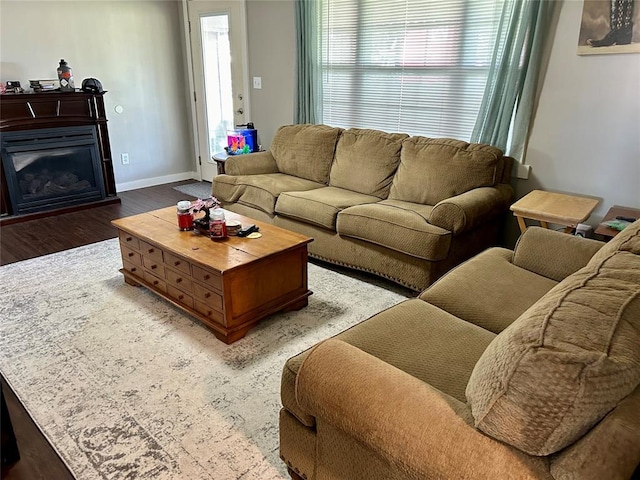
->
xmin=1 ymin=126 xmax=106 ymax=215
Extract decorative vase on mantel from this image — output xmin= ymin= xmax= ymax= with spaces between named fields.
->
xmin=57 ymin=59 xmax=75 ymax=92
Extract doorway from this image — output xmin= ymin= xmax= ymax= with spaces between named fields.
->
xmin=186 ymin=0 xmax=249 ymax=182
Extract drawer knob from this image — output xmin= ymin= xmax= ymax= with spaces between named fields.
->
xmin=126 ymin=236 xmax=133 ymax=242
xmin=151 ymin=264 xmax=157 ymax=270
xmin=174 ymin=261 xmax=180 ymax=266
xmin=128 ymin=252 xmax=134 ymax=257
xmin=207 ymin=310 xmax=213 ymax=316
xmin=204 ymin=292 xmax=211 ymax=298
xmin=178 ymin=295 xmax=184 ymax=300
xmin=204 ymin=274 xmax=210 ymax=280
xmin=131 ymin=267 xmax=137 ymax=272
xmin=176 ymin=278 xmax=183 ymax=283
xmin=153 ymin=280 xmax=159 ymax=285
xmin=148 ymin=248 xmax=154 ymax=254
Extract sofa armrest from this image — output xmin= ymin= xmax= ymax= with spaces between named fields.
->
xmin=512 ymin=227 xmax=604 ymax=282
xmin=429 ymin=184 xmax=513 ymax=235
xmin=296 ymin=339 xmax=550 ymax=480
xmin=224 ymin=150 xmax=280 ymax=176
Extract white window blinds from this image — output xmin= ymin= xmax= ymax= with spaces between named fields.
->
xmin=321 ymin=0 xmax=503 ymax=140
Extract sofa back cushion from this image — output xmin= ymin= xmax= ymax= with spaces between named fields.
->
xmin=271 ymin=124 xmax=343 ymax=184
xmin=329 ymin=128 xmax=408 ymax=199
xmin=466 ymin=220 xmax=640 ymax=456
xmin=389 ymin=137 xmax=504 ymax=205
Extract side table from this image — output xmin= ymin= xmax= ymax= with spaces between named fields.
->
xmin=212 ymin=151 xmax=229 ymax=175
xmin=594 ymin=205 xmax=640 ymax=240
xmin=510 ymin=190 xmax=599 ymax=234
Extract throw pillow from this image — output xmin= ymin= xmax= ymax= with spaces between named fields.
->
xmin=329 ymin=128 xmax=408 ymax=199
xmin=389 ymin=137 xmax=503 ymax=205
xmin=271 ymin=124 xmax=343 ymax=184
xmin=466 ymin=221 xmax=640 ymax=456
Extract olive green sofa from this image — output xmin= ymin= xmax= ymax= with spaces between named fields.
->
xmin=280 ymin=221 xmax=640 ymax=480
xmin=212 ymin=124 xmax=514 ymax=291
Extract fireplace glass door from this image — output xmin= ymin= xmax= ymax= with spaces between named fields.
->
xmin=1 ymin=126 xmax=106 ymax=215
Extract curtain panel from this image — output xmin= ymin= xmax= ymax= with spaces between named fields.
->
xmin=295 ymin=0 xmax=323 ymax=124
xmin=471 ymin=0 xmax=558 ymax=160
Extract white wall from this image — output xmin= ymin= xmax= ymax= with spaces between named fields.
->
xmin=246 ymin=0 xmax=295 ymax=149
xmin=517 ymin=1 xmax=640 ymax=225
xmin=0 ymin=0 xmax=196 ymax=190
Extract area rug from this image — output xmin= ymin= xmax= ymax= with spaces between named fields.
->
xmin=173 ymin=181 xmax=213 ymax=199
xmin=0 ymin=240 xmax=408 ymax=479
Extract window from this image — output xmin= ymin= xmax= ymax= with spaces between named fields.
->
xmin=320 ymin=0 xmax=503 ymax=140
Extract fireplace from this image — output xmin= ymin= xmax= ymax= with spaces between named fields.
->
xmin=0 ymin=91 xmax=119 ymax=222
xmin=1 ymin=126 xmax=106 ymax=215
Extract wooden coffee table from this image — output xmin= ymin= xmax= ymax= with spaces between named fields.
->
xmin=111 ymin=207 xmax=313 ymax=343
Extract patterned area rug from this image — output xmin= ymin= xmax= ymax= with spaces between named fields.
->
xmin=0 ymin=240 xmax=408 ymax=479
xmin=173 ymin=182 xmax=213 ymax=199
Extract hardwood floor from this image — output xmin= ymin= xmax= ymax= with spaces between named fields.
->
xmin=0 ymin=181 xmax=201 ymax=267
xmin=0 ymin=181 xmax=203 ymax=479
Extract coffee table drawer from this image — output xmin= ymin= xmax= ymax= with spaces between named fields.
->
xmin=192 ymin=265 xmax=222 ymax=292
xmin=166 ymin=269 xmax=193 ymax=292
xmin=139 ymin=241 xmax=164 ymax=263
xmin=120 ymin=245 xmax=142 ymax=266
xmin=119 ymin=231 xmax=140 ymax=251
xmin=122 ymin=259 xmax=142 ymax=276
xmin=193 ymin=283 xmax=223 ymax=309
xmin=142 ymin=257 xmax=165 ymax=278
xmin=165 ymin=252 xmax=191 ymax=276
xmin=168 ymin=285 xmax=194 ymax=309
xmin=143 ymin=271 xmax=167 ymax=293
xmin=194 ymin=300 xmax=224 ymax=324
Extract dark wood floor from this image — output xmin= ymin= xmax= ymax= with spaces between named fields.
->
xmin=0 ymin=181 xmax=202 ymax=479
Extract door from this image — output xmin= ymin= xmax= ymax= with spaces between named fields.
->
xmin=187 ymin=0 xmax=249 ymax=182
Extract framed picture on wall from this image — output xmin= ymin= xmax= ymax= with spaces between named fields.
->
xmin=577 ymin=0 xmax=640 ymax=55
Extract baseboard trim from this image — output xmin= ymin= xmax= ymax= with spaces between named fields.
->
xmin=116 ymin=172 xmax=200 ymax=192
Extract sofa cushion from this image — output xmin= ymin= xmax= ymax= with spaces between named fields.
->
xmin=270 ymin=124 xmax=343 ymax=184
xmin=337 ymin=199 xmax=451 ymax=261
xmin=390 ymin=137 xmax=504 ymax=205
xmin=420 ymin=247 xmax=558 ymax=334
xmin=281 ymin=299 xmax=496 ymax=427
xmin=329 ymin=128 xmax=408 ymax=199
xmin=215 ymin=173 xmax=324 ymax=215
xmin=275 ymin=186 xmax=380 ymax=231
xmin=512 ymin=227 xmax=605 ymax=282
xmin=466 ymin=221 xmax=640 ymax=456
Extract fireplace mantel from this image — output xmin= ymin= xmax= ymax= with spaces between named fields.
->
xmin=0 ymin=91 xmax=118 ymax=219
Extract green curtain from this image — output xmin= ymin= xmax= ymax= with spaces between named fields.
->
xmin=294 ymin=0 xmax=322 ymax=124
xmin=471 ymin=0 xmax=557 ymax=160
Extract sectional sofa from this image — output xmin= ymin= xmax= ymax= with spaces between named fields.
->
xmin=280 ymin=221 xmax=640 ymax=480
xmin=213 ymin=124 xmax=514 ymax=291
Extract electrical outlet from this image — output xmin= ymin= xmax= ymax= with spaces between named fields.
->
xmin=253 ymin=76 xmax=262 ymax=89
xmin=121 ymin=153 xmax=130 ymax=165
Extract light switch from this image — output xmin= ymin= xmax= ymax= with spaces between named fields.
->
xmin=253 ymin=77 xmax=262 ymax=89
